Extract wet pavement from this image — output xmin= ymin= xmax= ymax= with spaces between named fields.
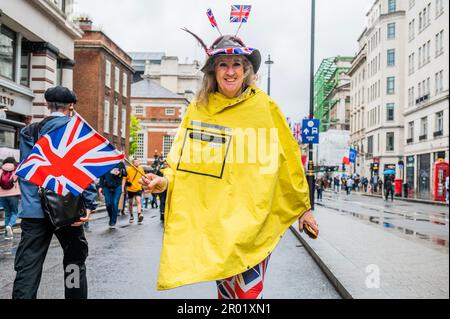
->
xmin=320 ymin=190 xmax=449 ymax=254
xmin=0 ymin=207 xmax=340 ymax=299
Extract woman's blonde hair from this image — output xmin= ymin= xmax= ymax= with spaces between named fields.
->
xmin=196 ymin=55 xmax=255 ymax=106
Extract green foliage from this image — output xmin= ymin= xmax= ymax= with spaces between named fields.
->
xmin=128 ymin=115 xmax=141 ymax=157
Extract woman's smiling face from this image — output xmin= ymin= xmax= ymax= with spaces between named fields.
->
xmin=215 ymin=55 xmax=245 ymax=98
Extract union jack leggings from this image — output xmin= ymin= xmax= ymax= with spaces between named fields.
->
xmin=216 ymin=255 xmax=270 ymax=299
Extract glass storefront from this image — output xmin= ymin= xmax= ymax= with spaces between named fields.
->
xmin=0 ymin=25 xmax=16 ymax=81
xmin=406 ymin=156 xmax=415 ymax=197
xmin=418 ymin=153 xmax=431 ymax=200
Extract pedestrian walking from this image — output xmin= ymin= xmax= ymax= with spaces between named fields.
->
xmin=346 ymin=177 xmax=354 ymax=195
xmin=378 ymin=179 xmax=383 ymax=195
xmin=384 ymin=176 xmax=394 ymax=201
xmin=0 ymin=157 xmax=20 ymax=240
xmin=315 ymin=178 xmax=324 ymax=201
xmin=139 ymin=28 xmax=318 ymax=299
xmin=126 ymin=159 xmax=145 ymax=224
xmin=333 ymin=176 xmax=340 ymax=193
xmin=12 ymin=86 xmax=97 ymax=299
xmin=98 ymin=160 xmax=127 ymax=228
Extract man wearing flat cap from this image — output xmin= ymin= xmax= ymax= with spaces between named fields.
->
xmin=12 ymin=86 xmax=98 ymax=299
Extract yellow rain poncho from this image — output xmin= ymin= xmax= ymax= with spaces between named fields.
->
xmin=157 ymin=85 xmax=311 ymax=290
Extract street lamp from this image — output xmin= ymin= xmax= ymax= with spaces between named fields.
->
xmin=265 ymin=55 xmax=274 ymax=96
xmin=307 ymin=0 xmax=316 ymax=210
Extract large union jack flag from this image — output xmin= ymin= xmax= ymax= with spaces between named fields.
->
xmin=230 ymin=5 xmax=252 ymax=23
xmin=16 ymin=114 xmax=125 ymax=196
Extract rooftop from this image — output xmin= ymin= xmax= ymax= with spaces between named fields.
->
xmin=131 ymin=78 xmax=184 ymax=99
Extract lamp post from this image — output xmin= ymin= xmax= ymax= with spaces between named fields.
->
xmin=307 ymin=0 xmax=316 ymax=210
xmin=265 ymin=55 xmax=274 ymax=96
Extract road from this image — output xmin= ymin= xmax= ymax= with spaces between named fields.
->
xmin=0 ymin=207 xmax=340 ymax=299
xmin=319 ymin=190 xmax=449 ymax=254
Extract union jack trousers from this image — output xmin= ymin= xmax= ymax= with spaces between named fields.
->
xmin=216 ymin=255 xmax=271 ymax=299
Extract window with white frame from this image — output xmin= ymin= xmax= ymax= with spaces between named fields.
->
xmin=386 ymin=132 xmax=395 ymax=151
xmin=420 ymin=117 xmax=428 ymax=138
xmin=122 ymin=72 xmax=127 ymax=97
xmin=105 ymin=60 xmax=111 ymax=88
xmin=134 ymin=105 xmax=144 ymax=115
xmin=408 ymin=121 xmax=414 ymax=141
xmin=163 ymin=135 xmax=175 ymax=158
xmin=113 ymin=104 xmax=119 ymax=136
xmin=387 ymin=49 xmax=395 ymax=66
xmin=435 ymin=70 xmax=444 ymax=94
xmin=436 ymin=0 xmax=444 ymax=17
xmin=435 ymin=111 xmax=443 ymax=133
xmin=114 ymin=66 xmax=120 ymax=92
xmin=165 ymin=107 xmax=175 ymax=116
xmin=387 ymin=23 xmax=396 ymax=39
xmin=103 ymin=100 xmax=110 ymax=133
xmin=435 ymin=30 xmax=444 ymax=56
xmin=386 ymin=103 xmax=395 ymax=121
xmin=388 ymin=0 xmax=396 ymax=13
xmin=387 ymin=77 xmax=395 ymax=94
xmin=135 ymin=133 xmax=144 ymax=159
xmin=121 ymin=108 xmax=126 ymax=138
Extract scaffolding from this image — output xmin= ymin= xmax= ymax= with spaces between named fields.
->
xmin=314 ymin=56 xmax=352 ymax=132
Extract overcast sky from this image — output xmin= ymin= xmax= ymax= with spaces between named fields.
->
xmin=75 ymin=0 xmax=373 ymax=122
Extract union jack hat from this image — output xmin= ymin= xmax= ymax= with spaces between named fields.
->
xmin=182 ymin=28 xmax=261 ymax=74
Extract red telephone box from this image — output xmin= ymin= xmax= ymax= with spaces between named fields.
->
xmin=433 ymin=161 xmax=449 ymax=201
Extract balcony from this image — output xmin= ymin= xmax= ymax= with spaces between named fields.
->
xmin=415 ymin=94 xmax=430 ymax=105
xmin=419 ymin=134 xmax=427 ymax=141
xmin=433 ymin=130 xmax=443 ymax=137
xmin=406 ymin=138 xmax=413 ymax=144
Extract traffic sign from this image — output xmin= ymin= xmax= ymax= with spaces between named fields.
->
xmin=301 ymin=119 xmax=320 ymax=144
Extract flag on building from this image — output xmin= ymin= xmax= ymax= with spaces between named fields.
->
xmin=206 ymin=8 xmax=218 ymax=28
xmin=293 ymin=122 xmax=301 ymax=141
xmin=16 ymin=114 xmax=125 ymax=196
xmin=349 ymin=147 xmax=358 ymax=163
xmin=342 ymin=156 xmax=350 ymax=165
xmin=230 ymin=5 xmax=252 ymax=23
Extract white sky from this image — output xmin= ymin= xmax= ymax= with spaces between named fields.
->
xmin=75 ymin=0 xmax=373 ymax=122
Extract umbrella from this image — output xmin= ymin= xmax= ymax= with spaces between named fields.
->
xmin=383 ymin=169 xmax=395 ymax=175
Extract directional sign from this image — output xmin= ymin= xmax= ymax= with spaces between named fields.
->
xmin=301 ymin=119 xmax=320 ymax=144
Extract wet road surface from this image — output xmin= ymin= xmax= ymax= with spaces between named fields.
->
xmin=0 ymin=208 xmax=340 ymax=299
xmin=319 ymin=191 xmax=449 ymax=253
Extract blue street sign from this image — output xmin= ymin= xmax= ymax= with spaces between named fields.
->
xmin=349 ymin=148 xmax=358 ymax=163
xmin=301 ymin=119 xmax=320 ymax=144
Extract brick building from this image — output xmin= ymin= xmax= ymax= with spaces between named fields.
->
xmin=131 ymin=77 xmax=188 ymax=166
xmin=73 ymin=18 xmax=133 ymax=154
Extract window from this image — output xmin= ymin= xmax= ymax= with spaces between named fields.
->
xmin=387 ymin=49 xmax=395 ymax=66
xmin=388 ymin=0 xmax=396 ymax=13
xmin=122 ymin=72 xmax=127 ymax=97
xmin=419 ymin=12 xmax=423 ymax=30
xmin=386 ymin=132 xmax=395 ymax=151
xmin=135 ymin=133 xmax=144 ymax=159
xmin=103 ymin=100 xmax=110 ymax=133
xmin=408 ymin=121 xmax=414 ymax=141
xmin=387 ymin=23 xmax=396 ymax=39
xmin=105 ymin=60 xmax=111 ymax=88
xmin=436 ymin=0 xmax=444 ymax=17
xmin=387 ymin=77 xmax=395 ymax=94
xmin=436 ymin=30 xmax=444 ymax=56
xmin=165 ymin=107 xmax=175 ymax=116
xmin=113 ymin=104 xmax=119 ymax=136
xmin=420 ymin=117 xmax=428 ymax=139
xmin=386 ymin=103 xmax=395 ymax=121
xmin=426 ymin=40 xmax=431 ymax=63
xmin=121 ymin=108 xmax=126 ymax=138
xmin=114 ymin=66 xmax=120 ymax=92
xmin=435 ymin=70 xmax=444 ymax=94
xmin=163 ymin=135 xmax=175 ymax=158
xmin=409 ymin=0 xmax=415 ymax=9
xmin=367 ymin=136 xmax=373 ymax=157
xmin=20 ymin=39 xmax=30 ymax=87
xmin=134 ymin=105 xmax=144 ymax=115
xmin=0 ymin=25 xmax=16 ymax=80
xmin=435 ymin=111 xmax=443 ymax=134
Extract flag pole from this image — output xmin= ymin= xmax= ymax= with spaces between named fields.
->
xmin=234 ymin=20 xmax=244 ymax=37
xmin=123 ymin=156 xmax=150 ymax=181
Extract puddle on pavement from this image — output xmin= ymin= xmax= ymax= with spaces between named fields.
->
xmin=323 ymin=203 xmax=449 ymax=253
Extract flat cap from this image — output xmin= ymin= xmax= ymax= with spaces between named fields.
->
xmin=44 ymin=86 xmax=77 ymax=104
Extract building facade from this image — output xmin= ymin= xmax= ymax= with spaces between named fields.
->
xmin=1 ymin=0 xmax=82 ymax=152
xmin=129 ymin=52 xmax=202 ymax=102
xmin=73 ymin=18 xmax=134 ymax=154
xmin=131 ymin=77 xmax=188 ymax=166
xmin=349 ymin=0 xmax=408 ymax=182
xmin=403 ymin=0 xmax=449 ymax=199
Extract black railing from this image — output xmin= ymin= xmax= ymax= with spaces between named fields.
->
xmin=433 ymin=130 xmax=443 ymax=137
xmin=419 ymin=134 xmax=427 ymax=141
xmin=406 ymin=138 xmax=413 ymax=144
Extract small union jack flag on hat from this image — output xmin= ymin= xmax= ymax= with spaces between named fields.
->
xmin=206 ymin=8 xmax=218 ymax=28
xmin=230 ymin=5 xmax=252 ymax=23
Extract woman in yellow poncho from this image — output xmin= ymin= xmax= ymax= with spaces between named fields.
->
xmin=139 ymin=32 xmax=319 ymax=299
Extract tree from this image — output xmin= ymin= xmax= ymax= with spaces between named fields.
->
xmin=128 ymin=115 xmax=141 ymax=157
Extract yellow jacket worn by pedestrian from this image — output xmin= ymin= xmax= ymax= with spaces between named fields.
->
xmin=126 ymin=166 xmax=144 ymax=192
xmin=157 ymin=86 xmax=311 ymax=290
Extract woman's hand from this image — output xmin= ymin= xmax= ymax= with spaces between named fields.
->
xmin=299 ymin=209 xmax=319 ymax=236
xmin=71 ymin=209 xmax=91 ymax=227
xmin=139 ymin=173 xmax=168 ymax=193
